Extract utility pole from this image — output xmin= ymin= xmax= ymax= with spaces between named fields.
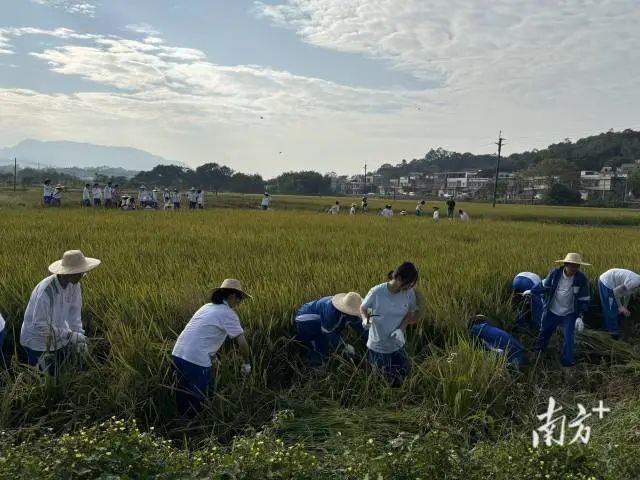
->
xmin=363 ymin=162 xmax=367 ymax=195
xmin=13 ymin=157 xmax=17 ymax=191
xmin=492 ymin=131 xmax=505 ymax=208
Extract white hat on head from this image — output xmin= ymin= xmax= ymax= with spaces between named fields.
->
xmin=554 ymin=252 xmax=591 ymax=266
xmin=331 ymin=292 xmax=363 ymax=316
xmin=211 ymin=279 xmax=252 ymax=299
xmin=48 ymin=250 xmax=101 ymax=275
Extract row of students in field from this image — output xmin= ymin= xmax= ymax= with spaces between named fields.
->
xmin=3 ymin=249 xmax=639 ymax=418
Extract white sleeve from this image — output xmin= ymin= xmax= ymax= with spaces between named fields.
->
xmin=66 ymin=285 xmax=84 ymax=335
xmin=361 ymin=287 xmax=377 ymax=311
xmin=623 ymin=274 xmax=640 ymax=293
xmin=29 ymin=291 xmax=72 ymax=344
xmin=408 ymin=290 xmax=419 ymax=312
xmin=221 ymin=312 xmax=244 ymax=339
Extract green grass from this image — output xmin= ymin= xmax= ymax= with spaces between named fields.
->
xmin=1 ymin=193 xmax=640 ymax=476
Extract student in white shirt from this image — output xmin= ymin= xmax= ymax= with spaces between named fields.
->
xmin=51 ymin=186 xmax=63 ymax=207
xmin=20 ymin=250 xmax=101 ymax=375
xmin=92 ymin=183 xmax=102 ymax=207
xmin=361 ymin=262 xmax=420 ymax=386
xmin=432 ymin=206 xmax=440 ymax=220
xmin=459 ymin=209 xmax=470 ymax=221
xmin=43 ymin=179 xmax=53 ymax=207
xmin=261 ymin=193 xmax=271 ymax=210
xmin=188 ymin=188 xmax=197 ymax=209
xmin=197 ymin=189 xmax=204 ymax=209
xmin=104 ymin=182 xmax=113 ymax=208
xmin=163 ymin=189 xmax=173 ymax=210
xmin=172 ymin=189 xmax=181 ymax=209
xmin=349 ymin=203 xmax=357 ymax=215
xmin=598 ymin=268 xmax=640 ymax=339
xmin=328 ymin=201 xmax=340 ymax=214
xmin=82 ymin=184 xmax=91 ymax=207
xmin=381 ymin=204 xmax=393 ymax=219
xmin=172 ymin=279 xmax=252 ymax=417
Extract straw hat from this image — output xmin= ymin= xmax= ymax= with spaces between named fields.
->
xmin=48 ymin=250 xmax=101 ymax=275
xmin=331 ymin=292 xmax=363 ymax=316
xmin=555 ymin=252 xmax=591 ymax=266
xmin=211 ymin=279 xmax=252 ymax=299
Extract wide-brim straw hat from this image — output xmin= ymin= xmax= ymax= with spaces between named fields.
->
xmin=331 ymin=292 xmax=363 ymax=316
xmin=554 ymin=252 xmax=591 ymax=266
xmin=211 ymin=279 xmax=253 ymax=299
xmin=49 ymin=250 xmax=101 ymax=275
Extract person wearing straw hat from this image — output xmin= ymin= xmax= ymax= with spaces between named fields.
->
xmin=361 ymin=262 xmax=420 ymax=386
xmin=294 ymin=292 xmax=366 ymax=366
xmin=525 ymin=253 xmax=591 ymax=368
xmin=171 ymin=279 xmax=252 ymax=417
xmin=20 ymin=250 xmax=101 ymax=375
xmin=468 ymin=315 xmax=527 ymax=367
xmin=597 ymin=268 xmax=640 ymax=340
xmin=512 ymin=272 xmax=544 ymax=331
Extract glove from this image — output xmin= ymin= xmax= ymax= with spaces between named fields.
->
xmin=491 ymin=348 xmax=505 ymax=355
xmin=75 ymin=341 xmax=89 ymax=354
xmin=241 ymin=363 xmax=252 ymax=375
xmin=390 ymin=329 xmax=406 ymax=348
xmin=575 ymin=317 xmax=585 ymax=333
xmin=69 ymin=331 xmax=87 ymax=345
xmin=362 ymin=318 xmax=371 ymax=330
xmin=343 ymin=344 xmax=356 ymax=356
xmin=521 ymin=290 xmax=532 ymax=296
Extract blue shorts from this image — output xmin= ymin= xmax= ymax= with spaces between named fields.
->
xmin=24 ymin=345 xmax=71 ymax=375
xmin=368 ymin=349 xmax=408 ymax=386
xmin=44 ymin=196 xmax=51 ymax=205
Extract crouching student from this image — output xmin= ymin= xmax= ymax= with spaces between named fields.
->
xmin=0 ymin=311 xmax=6 ymax=366
xmin=171 ymin=279 xmax=252 ymax=418
xmin=512 ymin=272 xmax=544 ymax=331
xmin=468 ymin=315 xmax=527 ymax=367
xmin=294 ymin=292 xmax=365 ymax=366
xmin=20 ymin=250 xmax=101 ymax=374
xmin=597 ymin=268 xmax=640 ymax=340
xmin=361 ymin=262 xmax=420 ymax=386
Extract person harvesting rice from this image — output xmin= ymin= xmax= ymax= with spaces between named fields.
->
xmin=597 ymin=268 xmax=640 ymax=340
xmin=381 ymin=204 xmax=393 ymax=219
xmin=360 ymin=262 xmax=420 ymax=386
xmin=468 ymin=315 xmax=527 ymax=367
xmin=171 ymin=279 xmax=252 ymax=417
xmin=294 ymin=292 xmax=366 ymax=365
xmin=512 ymin=272 xmax=544 ymax=330
xmin=415 ymin=200 xmax=425 ymax=216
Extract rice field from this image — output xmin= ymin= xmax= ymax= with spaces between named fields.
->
xmin=1 ymin=191 xmax=640 ymax=477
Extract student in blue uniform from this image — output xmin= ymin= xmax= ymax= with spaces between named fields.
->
xmin=526 ymin=253 xmax=591 ymax=368
xmin=512 ymin=272 xmax=544 ymax=330
xmin=294 ymin=292 xmax=365 ymax=365
xmin=0 ymin=312 xmax=6 ymax=367
xmin=468 ymin=315 xmax=527 ymax=367
xmin=597 ymin=268 xmax=640 ymax=340
xmin=360 ymin=262 xmax=420 ymax=386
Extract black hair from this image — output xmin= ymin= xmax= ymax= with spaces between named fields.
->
xmin=420 ymin=200 xmax=425 ymax=204
xmin=387 ymin=261 xmax=419 ymax=288
xmin=459 ymin=209 xmax=463 ymax=213
xmin=211 ymin=288 xmax=241 ymax=304
xmin=469 ymin=314 xmax=490 ymax=327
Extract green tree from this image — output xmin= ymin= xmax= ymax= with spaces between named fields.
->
xmin=229 ymin=173 xmax=265 ymax=193
xmin=544 ymin=183 xmax=582 ymax=205
xmin=628 ymin=167 xmax=640 ymax=198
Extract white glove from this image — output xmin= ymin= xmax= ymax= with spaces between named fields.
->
xmin=75 ymin=341 xmax=89 ymax=354
xmin=362 ymin=318 xmax=371 ymax=330
xmin=343 ymin=344 xmax=356 ymax=356
xmin=575 ymin=317 xmax=585 ymax=333
xmin=390 ymin=329 xmax=406 ymax=348
xmin=241 ymin=363 xmax=252 ymax=375
xmin=491 ymin=348 xmax=505 ymax=355
xmin=521 ymin=290 xmax=532 ymax=296
xmin=69 ymin=331 xmax=87 ymax=345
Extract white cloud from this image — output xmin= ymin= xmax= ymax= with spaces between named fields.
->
xmin=31 ymin=0 xmax=97 ymax=17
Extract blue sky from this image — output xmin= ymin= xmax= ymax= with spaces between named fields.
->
xmin=1 ymin=0 xmax=639 ymax=176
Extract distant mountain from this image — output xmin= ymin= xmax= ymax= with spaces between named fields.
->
xmin=0 ymin=139 xmax=179 ymax=171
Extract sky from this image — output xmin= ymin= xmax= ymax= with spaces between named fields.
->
xmin=1 ymin=0 xmax=639 ymax=177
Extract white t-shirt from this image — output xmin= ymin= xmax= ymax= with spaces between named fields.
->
xmin=362 ymin=283 xmax=418 ymax=354
xmin=381 ymin=208 xmax=393 ymax=218
xmin=329 ymin=205 xmax=340 ymax=214
xmin=172 ymin=303 xmax=244 ymax=367
xmin=599 ymin=269 xmax=640 ymax=293
xmin=460 ymin=212 xmax=470 ymax=221
xmin=0 ymin=312 xmax=5 ymax=332
xmin=104 ymin=187 xmax=113 ymax=199
xmin=433 ymin=210 xmax=440 ymax=220
xmin=549 ymin=272 xmax=575 ymax=316
xmin=82 ymin=187 xmax=91 ymax=200
xmin=43 ymin=185 xmax=52 ymax=197
xmin=93 ymin=187 xmax=102 ymax=199
xmin=349 ymin=206 xmax=356 ymax=215
xmin=261 ymin=196 xmax=271 ymax=207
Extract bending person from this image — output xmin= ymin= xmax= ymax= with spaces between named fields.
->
xmin=468 ymin=315 xmax=527 ymax=367
xmin=20 ymin=250 xmax=101 ymax=374
xmin=171 ymin=279 xmax=252 ymax=418
xmin=294 ymin=292 xmax=365 ymax=365
xmin=597 ymin=268 xmax=640 ymax=340
xmin=361 ymin=262 xmax=420 ymax=386
xmin=512 ymin=271 xmax=544 ymax=330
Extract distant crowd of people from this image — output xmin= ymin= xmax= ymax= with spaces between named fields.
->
xmin=326 ymin=196 xmax=470 ymax=221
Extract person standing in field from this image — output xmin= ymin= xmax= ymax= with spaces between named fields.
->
xmin=138 ymin=186 xmax=148 ymax=209
xmin=432 ymin=206 xmax=440 ymax=221
xmin=360 ymin=262 xmax=420 ymax=386
xmin=468 ymin=315 xmax=527 ymax=367
xmin=294 ymin=292 xmax=366 ymax=365
xmin=597 ymin=268 xmax=640 ymax=340
xmin=150 ymin=188 xmax=160 ymax=208
xmin=51 ymin=185 xmax=63 ymax=207
xmin=512 ymin=272 xmax=544 ymax=331
xmin=361 ymin=196 xmax=369 ymax=213
xmin=526 ymin=253 xmax=591 ymax=369
xmin=197 ymin=189 xmax=205 ymax=209
xmin=328 ymin=201 xmax=340 ymax=214
xmin=459 ymin=209 xmax=470 ymax=221
xmin=163 ymin=189 xmax=172 ymax=210
xmin=172 ymin=188 xmax=181 ymax=209
xmin=43 ymin=179 xmax=53 ymax=207
xmin=20 ymin=250 xmax=101 ymax=375
xmin=261 ymin=192 xmax=271 ymax=210
xmin=112 ymin=184 xmax=121 ymax=208
xmin=104 ymin=182 xmax=113 ymax=208
xmin=92 ymin=183 xmax=102 ymax=208
xmin=188 ymin=187 xmax=197 ymax=209
xmin=381 ymin=204 xmax=394 ymax=219
xmin=82 ymin=183 xmax=91 ymax=207
xmin=415 ymin=200 xmax=425 ymax=216
xmin=171 ymin=279 xmax=252 ymax=417
xmin=349 ymin=203 xmax=357 ymax=215
xmin=446 ymin=198 xmax=456 ymax=219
